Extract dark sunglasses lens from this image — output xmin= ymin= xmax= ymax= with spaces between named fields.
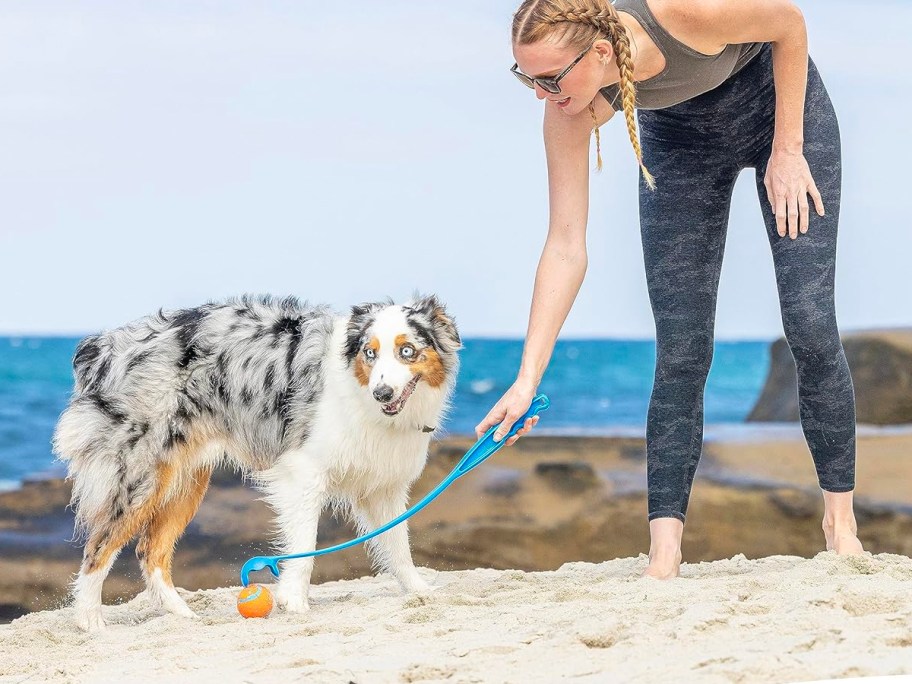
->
xmin=512 ymin=70 xmax=535 ymax=89
xmin=538 ymin=79 xmax=561 ymax=94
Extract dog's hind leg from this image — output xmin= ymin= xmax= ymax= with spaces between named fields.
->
xmin=73 ymin=463 xmax=176 ymax=632
xmin=135 ymin=465 xmax=213 ymax=619
xmin=354 ymin=487 xmax=430 ymax=593
xmin=74 ymin=531 xmax=130 ymax=632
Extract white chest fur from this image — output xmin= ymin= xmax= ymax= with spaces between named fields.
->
xmin=306 ymin=319 xmax=446 ymax=500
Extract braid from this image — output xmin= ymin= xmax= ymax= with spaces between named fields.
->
xmin=513 ymin=0 xmax=656 ymax=189
xmin=602 ymin=16 xmax=656 ymax=189
xmin=588 ymin=102 xmax=602 ymax=171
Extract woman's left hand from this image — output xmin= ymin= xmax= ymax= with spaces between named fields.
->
xmin=763 ymin=146 xmax=825 ymax=239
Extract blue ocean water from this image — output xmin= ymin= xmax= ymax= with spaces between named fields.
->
xmin=0 ymin=336 xmax=770 ymax=490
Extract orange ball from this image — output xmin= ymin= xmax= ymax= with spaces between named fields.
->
xmin=237 ymin=584 xmax=274 ymax=619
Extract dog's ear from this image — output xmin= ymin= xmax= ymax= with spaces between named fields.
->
xmin=344 ymin=301 xmax=387 ymax=362
xmin=408 ymin=294 xmax=462 ymax=354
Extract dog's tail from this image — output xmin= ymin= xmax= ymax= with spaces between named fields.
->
xmin=53 ymin=396 xmax=168 ymax=543
xmin=54 ymin=333 xmax=168 ymax=543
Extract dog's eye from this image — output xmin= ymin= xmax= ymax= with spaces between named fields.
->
xmin=363 ymin=347 xmax=376 ymax=360
xmin=400 ymin=345 xmax=415 ymax=359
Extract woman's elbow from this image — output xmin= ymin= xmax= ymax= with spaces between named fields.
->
xmin=544 ymin=237 xmax=588 ymax=267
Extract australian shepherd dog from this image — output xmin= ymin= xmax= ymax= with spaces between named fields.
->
xmin=53 ymin=294 xmax=460 ymax=631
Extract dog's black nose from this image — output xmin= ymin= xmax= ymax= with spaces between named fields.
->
xmin=372 ymin=384 xmax=394 ymax=403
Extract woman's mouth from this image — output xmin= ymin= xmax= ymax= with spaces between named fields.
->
xmin=556 ymin=97 xmax=570 ymax=108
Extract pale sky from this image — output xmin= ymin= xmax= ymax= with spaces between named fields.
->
xmin=1 ymin=1 xmax=909 ymax=338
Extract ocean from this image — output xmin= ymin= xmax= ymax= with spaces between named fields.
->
xmin=0 ymin=336 xmax=771 ymax=490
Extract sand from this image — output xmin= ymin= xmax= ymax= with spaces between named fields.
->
xmin=2 ymin=552 xmax=911 ymax=683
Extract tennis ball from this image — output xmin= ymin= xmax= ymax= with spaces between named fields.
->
xmin=237 ymin=584 xmax=274 ymax=619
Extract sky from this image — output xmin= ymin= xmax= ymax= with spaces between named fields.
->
xmin=1 ymin=1 xmax=909 ymax=339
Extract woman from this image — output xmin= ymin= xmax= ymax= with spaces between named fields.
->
xmin=476 ymin=0 xmax=865 ymax=579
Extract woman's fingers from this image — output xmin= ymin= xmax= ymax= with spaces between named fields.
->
xmin=505 ymin=416 xmax=539 ymax=447
xmin=475 ymin=405 xmax=505 ymax=439
xmin=493 ymin=406 xmax=525 ymax=443
xmin=765 ymin=152 xmax=823 ymax=238
xmin=775 ymin=188 xmax=817 ymax=238
xmin=798 ymin=190 xmax=810 ymax=235
xmin=788 ymin=192 xmax=800 ymax=239
xmin=477 ymin=385 xmax=539 ymax=445
xmin=810 ymin=180 xmax=825 ymax=217
xmin=775 ymin=195 xmax=788 ymax=237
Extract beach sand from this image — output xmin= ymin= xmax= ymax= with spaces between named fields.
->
xmin=2 ymin=552 xmax=911 ymax=683
xmin=2 ymin=426 xmax=911 ymax=682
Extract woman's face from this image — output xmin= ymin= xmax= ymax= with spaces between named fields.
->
xmin=512 ymin=38 xmax=611 ymax=117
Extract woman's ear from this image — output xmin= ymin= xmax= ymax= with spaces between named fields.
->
xmin=593 ymin=38 xmax=614 ymax=65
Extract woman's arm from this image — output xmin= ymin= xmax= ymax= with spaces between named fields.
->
xmin=476 ymin=96 xmax=615 ymax=444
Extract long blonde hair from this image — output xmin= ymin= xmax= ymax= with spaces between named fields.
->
xmin=512 ymin=0 xmax=656 ymax=189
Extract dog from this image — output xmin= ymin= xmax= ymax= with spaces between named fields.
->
xmin=52 ymin=293 xmax=460 ymax=631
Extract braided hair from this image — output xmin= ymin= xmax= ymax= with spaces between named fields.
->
xmin=513 ymin=0 xmax=656 ymax=189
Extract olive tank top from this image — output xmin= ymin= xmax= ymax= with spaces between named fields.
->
xmin=599 ymin=0 xmax=766 ymax=111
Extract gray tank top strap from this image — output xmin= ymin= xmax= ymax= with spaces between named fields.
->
xmin=600 ymin=0 xmax=766 ymax=111
xmin=614 ymin=0 xmax=708 ymax=64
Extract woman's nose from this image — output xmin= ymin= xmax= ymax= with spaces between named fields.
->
xmin=533 ymin=84 xmax=549 ymax=100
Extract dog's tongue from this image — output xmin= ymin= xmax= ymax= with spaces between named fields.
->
xmin=382 ymin=377 xmax=418 ymax=415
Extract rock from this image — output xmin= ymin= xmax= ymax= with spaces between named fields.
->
xmin=534 ymin=462 xmax=598 ymax=493
xmin=0 ymin=478 xmax=71 ymax=517
xmin=748 ymin=329 xmax=912 ymax=424
xmin=768 ymin=488 xmax=818 ymax=518
xmin=482 ymin=471 xmax=522 ymax=497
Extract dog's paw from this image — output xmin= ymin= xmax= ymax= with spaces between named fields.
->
xmin=148 ymin=578 xmax=199 ymax=619
xmin=275 ymin=587 xmax=310 ymax=614
xmin=403 ymin=574 xmax=435 ymax=594
xmin=162 ymin=594 xmax=198 ymax=619
xmin=75 ymin=606 xmax=105 ymax=632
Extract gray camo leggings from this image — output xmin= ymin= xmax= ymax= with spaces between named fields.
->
xmin=636 ymin=43 xmax=856 ymax=523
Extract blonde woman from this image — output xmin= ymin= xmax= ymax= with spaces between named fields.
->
xmin=476 ymin=0 xmax=864 ymax=579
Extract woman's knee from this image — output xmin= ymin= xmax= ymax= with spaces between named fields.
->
xmin=783 ymin=322 xmax=845 ymax=370
xmin=655 ymin=336 xmax=714 ymax=383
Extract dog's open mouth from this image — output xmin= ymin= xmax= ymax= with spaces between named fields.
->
xmin=380 ymin=375 xmax=420 ymax=416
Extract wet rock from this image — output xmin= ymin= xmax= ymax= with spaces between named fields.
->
xmin=768 ymin=488 xmax=818 ymax=518
xmin=619 ymin=444 xmax=646 ymax=462
xmin=748 ymin=329 xmax=912 ymax=424
xmin=482 ymin=471 xmax=522 ymax=497
xmin=534 ymin=462 xmax=598 ymax=493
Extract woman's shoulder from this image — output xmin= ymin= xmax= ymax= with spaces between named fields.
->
xmin=643 ymin=0 xmax=733 ymax=55
xmin=648 ymin=0 xmax=798 ymax=50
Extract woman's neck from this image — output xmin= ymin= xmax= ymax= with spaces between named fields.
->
xmin=603 ymin=12 xmax=665 ymax=86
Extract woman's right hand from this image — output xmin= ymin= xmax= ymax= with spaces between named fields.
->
xmin=474 ymin=377 xmax=540 ymax=446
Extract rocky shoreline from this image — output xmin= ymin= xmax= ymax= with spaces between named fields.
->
xmin=3 ymin=426 xmax=911 ymax=624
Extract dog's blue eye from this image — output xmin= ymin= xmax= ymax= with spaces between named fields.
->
xmin=364 ymin=348 xmax=375 ymax=360
xmin=400 ymin=346 xmax=415 ymax=358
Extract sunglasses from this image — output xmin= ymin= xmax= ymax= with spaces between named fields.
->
xmin=510 ymin=46 xmax=591 ymax=94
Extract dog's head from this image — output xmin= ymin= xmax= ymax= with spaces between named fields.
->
xmin=344 ymin=294 xmax=461 ymax=418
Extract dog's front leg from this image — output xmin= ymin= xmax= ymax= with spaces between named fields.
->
xmin=355 ymin=488 xmax=430 ymax=593
xmin=266 ymin=462 xmax=327 ymax=614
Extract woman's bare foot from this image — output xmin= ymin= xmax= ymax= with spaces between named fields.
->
xmin=822 ymin=489 xmax=865 ymax=555
xmin=642 ymin=517 xmax=684 ymax=579
xmin=643 ymin=546 xmax=682 ymax=579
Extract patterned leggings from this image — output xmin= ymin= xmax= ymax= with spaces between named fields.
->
xmin=636 ymin=43 xmax=856 ymax=522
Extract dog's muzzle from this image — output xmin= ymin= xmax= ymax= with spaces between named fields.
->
xmin=376 ymin=375 xmax=420 ymax=416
